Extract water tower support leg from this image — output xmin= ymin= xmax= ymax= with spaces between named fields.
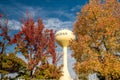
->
xmin=60 ymin=47 xmax=71 ymax=80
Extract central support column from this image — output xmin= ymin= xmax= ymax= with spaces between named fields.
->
xmin=60 ymin=47 xmax=71 ymax=80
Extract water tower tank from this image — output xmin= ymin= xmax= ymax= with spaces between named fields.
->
xmin=55 ymin=29 xmax=75 ymax=47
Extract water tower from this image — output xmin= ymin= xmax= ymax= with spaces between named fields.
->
xmin=55 ymin=29 xmax=75 ymax=80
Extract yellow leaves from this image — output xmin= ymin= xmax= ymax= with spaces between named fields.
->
xmin=2 ymin=60 xmax=13 ymax=69
xmin=105 ymin=0 xmax=118 ymax=4
xmin=1 ymin=53 xmax=27 ymax=74
xmin=0 ymin=70 xmax=9 ymax=74
xmin=34 ymin=64 xmax=62 ymax=79
xmin=71 ymin=0 xmax=120 ymax=79
xmin=98 ymin=53 xmax=120 ymax=79
xmin=74 ymin=52 xmax=120 ymax=79
xmin=74 ymin=52 xmax=101 ymax=73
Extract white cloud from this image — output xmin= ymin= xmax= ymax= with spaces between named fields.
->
xmin=0 ymin=4 xmax=75 ymax=31
xmin=0 ymin=19 xmax=21 ymax=30
xmin=71 ymin=5 xmax=82 ymax=11
xmin=9 ymin=4 xmax=75 ymax=20
xmin=8 ymin=20 xmax=21 ymax=30
xmin=53 ymin=10 xmax=75 ymax=20
xmin=7 ymin=18 xmax=74 ymax=31
xmin=43 ymin=18 xmax=73 ymax=30
xmin=18 ymin=4 xmax=75 ymax=20
xmin=19 ymin=6 xmax=43 ymax=18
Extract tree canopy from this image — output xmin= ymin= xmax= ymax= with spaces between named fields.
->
xmin=10 ymin=17 xmax=62 ymax=79
xmin=71 ymin=0 xmax=120 ymax=80
xmin=0 ymin=15 xmax=62 ymax=79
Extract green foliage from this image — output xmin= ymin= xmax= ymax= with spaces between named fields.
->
xmin=34 ymin=64 xmax=62 ymax=79
xmin=0 ymin=53 xmax=27 ymax=74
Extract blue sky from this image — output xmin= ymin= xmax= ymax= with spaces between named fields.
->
xmin=0 ymin=0 xmax=89 ymax=30
xmin=0 ymin=0 xmax=89 ymax=78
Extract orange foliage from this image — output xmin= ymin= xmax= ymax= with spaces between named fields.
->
xmin=71 ymin=0 xmax=120 ymax=79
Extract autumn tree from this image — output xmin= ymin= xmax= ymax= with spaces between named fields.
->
xmin=0 ymin=14 xmax=27 ymax=79
xmin=70 ymin=0 xmax=120 ymax=80
xmin=10 ymin=17 xmax=62 ymax=79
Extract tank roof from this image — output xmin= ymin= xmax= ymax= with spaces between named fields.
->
xmin=55 ymin=29 xmax=75 ymax=47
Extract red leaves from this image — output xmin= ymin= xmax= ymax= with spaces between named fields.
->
xmin=48 ymin=30 xmax=56 ymax=64
xmin=28 ymin=58 xmax=38 ymax=71
xmin=37 ymin=18 xmax=44 ymax=32
xmin=0 ymin=14 xmax=2 ymax=18
xmin=0 ymin=13 xmax=62 ymax=79
xmin=11 ymin=17 xmax=57 ymax=72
